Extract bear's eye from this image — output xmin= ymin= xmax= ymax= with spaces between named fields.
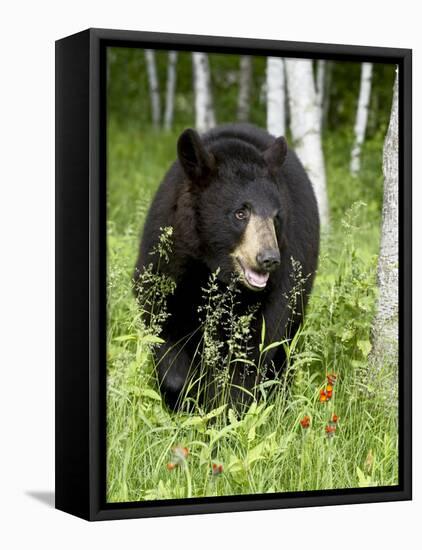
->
xmin=234 ymin=208 xmax=249 ymax=221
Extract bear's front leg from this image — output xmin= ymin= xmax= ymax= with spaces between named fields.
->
xmin=155 ymin=340 xmax=193 ymax=411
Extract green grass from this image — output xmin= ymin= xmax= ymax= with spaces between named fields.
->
xmin=106 ymin=120 xmax=398 ymax=502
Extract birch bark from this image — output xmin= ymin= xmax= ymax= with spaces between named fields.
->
xmin=315 ymin=60 xmax=326 ymax=129
xmin=144 ymin=49 xmax=161 ymax=128
xmin=164 ymin=51 xmax=177 ymax=131
xmin=350 ymin=63 xmax=373 ymax=175
xmin=369 ymin=72 xmax=399 ymax=385
xmin=192 ymin=53 xmax=216 ymax=132
xmin=266 ymin=57 xmax=285 ymax=136
xmin=237 ymin=56 xmax=252 ymax=122
xmin=321 ymin=61 xmax=332 ymax=130
xmin=285 ymin=58 xmax=329 ymax=226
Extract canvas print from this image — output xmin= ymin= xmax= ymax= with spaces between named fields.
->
xmin=106 ymin=47 xmax=399 ymax=503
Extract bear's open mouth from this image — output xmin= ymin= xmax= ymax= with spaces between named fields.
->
xmin=236 ymin=258 xmax=269 ymax=290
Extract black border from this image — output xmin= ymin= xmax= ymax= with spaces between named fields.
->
xmin=55 ymin=28 xmax=412 ymax=521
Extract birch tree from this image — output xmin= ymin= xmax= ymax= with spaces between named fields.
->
xmin=144 ymin=49 xmax=161 ymax=128
xmin=164 ymin=51 xmax=178 ymax=130
xmin=237 ymin=56 xmax=252 ymax=122
xmin=321 ymin=61 xmax=333 ymax=130
xmin=285 ymin=58 xmax=329 ymax=226
xmin=192 ymin=52 xmax=216 ymax=133
xmin=369 ymin=72 xmax=399 ymax=386
xmin=315 ymin=60 xmax=325 ymax=128
xmin=350 ymin=63 xmax=373 ymax=175
xmin=266 ymin=57 xmax=286 ymax=136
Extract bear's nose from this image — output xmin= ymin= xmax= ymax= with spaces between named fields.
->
xmin=256 ymin=250 xmax=281 ymax=272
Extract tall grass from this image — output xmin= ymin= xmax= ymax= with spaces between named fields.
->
xmin=106 ymin=121 xmax=398 ymax=502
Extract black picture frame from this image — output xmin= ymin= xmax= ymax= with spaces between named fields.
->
xmin=55 ymin=27 xmax=412 ymax=521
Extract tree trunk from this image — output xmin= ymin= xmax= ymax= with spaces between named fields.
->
xmin=315 ymin=60 xmax=325 ymax=128
xmin=144 ymin=49 xmax=161 ymax=129
xmin=350 ymin=62 xmax=373 ymax=175
xmin=237 ymin=56 xmax=252 ymax=122
xmin=369 ymin=72 xmax=399 ymax=387
xmin=285 ymin=59 xmax=329 ymax=226
xmin=266 ymin=57 xmax=285 ymax=136
xmin=192 ymin=53 xmax=216 ymax=133
xmin=164 ymin=51 xmax=178 ymax=130
xmin=321 ymin=61 xmax=333 ymax=131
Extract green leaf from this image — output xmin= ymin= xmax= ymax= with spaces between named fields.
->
xmin=207 ymin=423 xmax=238 ymax=446
xmin=140 ymin=334 xmax=165 ymax=344
xmin=341 ymin=328 xmax=354 ymax=342
xmin=247 ymin=432 xmax=277 ymax=465
xmin=227 ymin=455 xmax=243 ymax=473
xmin=259 ymin=315 xmax=266 ymax=353
xmin=140 ymin=388 xmax=162 ymax=401
xmin=199 ymin=445 xmax=210 ymax=465
xmin=357 ymin=339 xmax=372 ymax=358
xmin=181 ymin=416 xmax=204 ymax=428
xmin=228 ymin=408 xmax=238 ymax=425
xmin=260 ymin=340 xmax=287 ymax=354
xmin=356 ymin=466 xmax=373 ymax=488
xmin=254 ymin=404 xmax=275 ymax=429
xmin=204 ymin=404 xmax=227 ymax=420
xmin=230 ymin=358 xmax=256 ymax=366
xmin=248 ymin=425 xmax=256 ymax=442
xmin=114 ymin=334 xmax=137 ymax=342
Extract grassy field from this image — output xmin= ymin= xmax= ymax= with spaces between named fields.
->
xmin=106 ymin=120 xmax=398 ymax=503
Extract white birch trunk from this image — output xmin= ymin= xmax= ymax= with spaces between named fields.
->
xmin=350 ymin=62 xmax=373 ymax=175
xmin=237 ymin=56 xmax=252 ymax=122
xmin=266 ymin=57 xmax=285 ymax=136
xmin=164 ymin=51 xmax=178 ymax=130
xmin=144 ymin=49 xmax=161 ymax=128
xmin=321 ymin=61 xmax=332 ymax=130
xmin=315 ymin=60 xmax=325 ymax=128
xmin=192 ymin=53 xmax=216 ymax=133
xmin=369 ymin=72 xmax=399 ymax=384
xmin=285 ymin=58 xmax=329 ymax=226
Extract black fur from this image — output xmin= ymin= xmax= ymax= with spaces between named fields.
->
xmin=134 ymin=123 xmax=320 ymax=410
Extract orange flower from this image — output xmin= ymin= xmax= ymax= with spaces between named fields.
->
xmin=167 ymin=462 xmax=176 ymax=471
xmin=212 ymin=463 xmax=223 ymax=476
xmin=300 ymin=415 xmax=311 ymax=429
xmin=320 ymin=389 xmax=328 ymax=402
xmin=332 ymin=414 xmax=339 ymax=423
xmin=325 ymin=424 xmax=336 ymax=436
xmin=170 ymin=445 xmax=189 ymax=466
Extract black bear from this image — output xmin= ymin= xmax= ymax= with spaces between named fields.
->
xmin=134 ymin=124 xmax=319 ymax=410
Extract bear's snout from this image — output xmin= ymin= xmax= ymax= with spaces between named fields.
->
xmin=256 ymin=249 xmax=281 ymax=272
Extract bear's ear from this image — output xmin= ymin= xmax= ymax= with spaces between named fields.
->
xmin=263 ymin=136 xmax=288 ymax=170
xmin=177 ymin=129 xmax=215 ymax=184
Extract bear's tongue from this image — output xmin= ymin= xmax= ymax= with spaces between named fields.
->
xmin=244 ymin=267 xmax=269 ymax=289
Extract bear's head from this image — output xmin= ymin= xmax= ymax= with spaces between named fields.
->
xmin=177 ymin=128 xmax=288 ymax=292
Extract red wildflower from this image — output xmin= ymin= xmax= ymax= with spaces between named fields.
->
xmin=300 ymin=415 xmax=311 ymax=429
xmin=325 ymin=424 xmax=336 ymax=437
xmin=170 ymin=445 xmax=189 ymax=466
xmin=212 ymin=463 xmax=224 ymax=476
xmin=320 ymin=389 xmax=328 ymax=402
xmin=332 ymin=414 xmax=339 ymax=423
xmin=167 ymin=462 xmax=176 ymax=471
